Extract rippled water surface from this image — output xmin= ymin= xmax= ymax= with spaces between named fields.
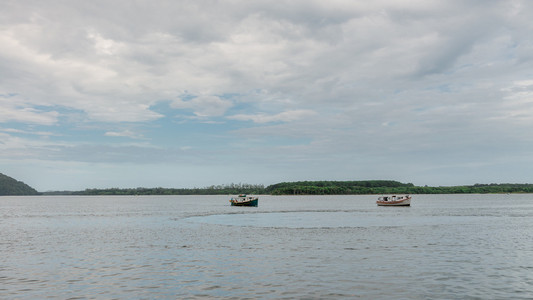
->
xmin=2 ymin=194 xmax=533 ymax=299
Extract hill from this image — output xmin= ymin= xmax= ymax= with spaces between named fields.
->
xmin=0 ymin=173 xmax=39 ymax=195
xmin=265 ymin=180 xmax=415 ymax=195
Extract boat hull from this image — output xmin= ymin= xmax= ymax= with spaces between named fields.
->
xmin=230 ymin=198 xmax=258 ymax=207
xmin=376 ymin=196 xmax=411 ymax=206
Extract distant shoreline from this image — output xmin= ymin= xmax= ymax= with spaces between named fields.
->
xmin=5 ymin=173 xmax=533 ymax=196
xmin=39 ymin=181 xmax=533 ymax=196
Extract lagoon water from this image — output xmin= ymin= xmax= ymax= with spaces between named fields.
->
xmin=1 ymin=194 xmax=533 ymax=299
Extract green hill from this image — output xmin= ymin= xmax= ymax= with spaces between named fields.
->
xmin=0 ymin=173 xmax=39 ymax=195
xmin=265 ymin=180 xmax=415 ymax=195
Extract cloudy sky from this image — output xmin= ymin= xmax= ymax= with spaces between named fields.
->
xmin=2 ymin=0 xmax=533 ymax=191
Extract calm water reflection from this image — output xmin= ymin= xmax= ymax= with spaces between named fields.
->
xmin=1 ymin=194 xmax=533 ymax=299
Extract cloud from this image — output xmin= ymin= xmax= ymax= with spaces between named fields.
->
xmin=228 ymin=109 xmax=317 ymax=123
xmin=2 ymin=0 xmax=520 ymax=124
xmin=104 ymin=129 xmax=143 ymax=139
xmin=171 ymin=95 xmax=233 ymax=117
xmin=87 ymin=31 xmax=125 ymax=56
xmin=2 ymin=1 xmax=533 ymax=189
xmin=498 ymin=80 xmax=533 ymax=124
xmin=0 ymin=95 xmax=59 ymax=125
xmin=1 ymin=127 xmax=57 ymax=137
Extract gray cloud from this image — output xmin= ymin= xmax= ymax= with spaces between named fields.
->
xmin=2 ymin=0 xmax=533 ymax=189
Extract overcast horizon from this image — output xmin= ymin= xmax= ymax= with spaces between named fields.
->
xmin=2 ymin=1 xmax=533 ymax=191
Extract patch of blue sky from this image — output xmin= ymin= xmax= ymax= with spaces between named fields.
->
xmin=145 ymin=115 xmax=310 ymax=152
xmin=0 ymin=92 xmax=18 ymax=98
xmin=0 ymin=121 xmax=28 ymax=131
xmin=226 ymin=101 xmax=260 ymax=115
xmin=148 ymin=100 xmax=175 ymax=117
xmin=239 ymin=135 xmax=312 ymax=148
xmin=51 ymin=106 xmax=105 ymax=140
xmin=145 ymin=97 xmax=312 ymax=151
xmin=144 ymin=114 xmax=232 ymax=149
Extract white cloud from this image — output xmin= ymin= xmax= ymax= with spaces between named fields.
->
xmin=1 ymin=127 xmax=57 ymax=137
xmin=2 ymin=1 xmax=533 ymax=189
xmin=104 ymin=129 xmax=143 ymax=139
xmin=87 ymin=31 xmax=124 ymax=56
xmin=0 ymin=97 xmax=59 ymax=125
xmin=228 ymin=109 xmax=317 ymax=123
xmin=498 ymin=80 xmax=533 ymax=124
xmin=171 ymin=95 xmax=233 ymax=117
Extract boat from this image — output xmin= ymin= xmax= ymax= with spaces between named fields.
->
xmin=376 ymin=195 xmax=411 ymax=206
xmin=229 ymin=194 xmax=259 ymax=207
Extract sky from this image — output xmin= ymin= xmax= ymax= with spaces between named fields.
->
xmin=2 ymin=0 xmax=533 ymax=191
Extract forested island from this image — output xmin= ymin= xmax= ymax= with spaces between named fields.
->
xmin=264 ymin=181 xmax=533 ymax=194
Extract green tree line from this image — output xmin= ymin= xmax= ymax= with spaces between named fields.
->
xmin=7 ymin=174 xmax=533 ymax=196
xmin=266 ymin=180 xmax=415 ymax=195
xmin=43 ymin=183 xmax=266 ymax=196
xmin=266 ymin=181 xmax=533 ymax=195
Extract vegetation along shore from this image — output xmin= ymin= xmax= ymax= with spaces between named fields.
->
xmin=2 ymin=173 xmax=533 ymax=196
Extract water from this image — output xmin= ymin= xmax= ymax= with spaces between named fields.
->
xmin=1 ymin=194 xmax=533 ymax=299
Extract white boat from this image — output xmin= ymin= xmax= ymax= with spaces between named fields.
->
xmin=376 ymin=195 xmax=411 ymax=206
